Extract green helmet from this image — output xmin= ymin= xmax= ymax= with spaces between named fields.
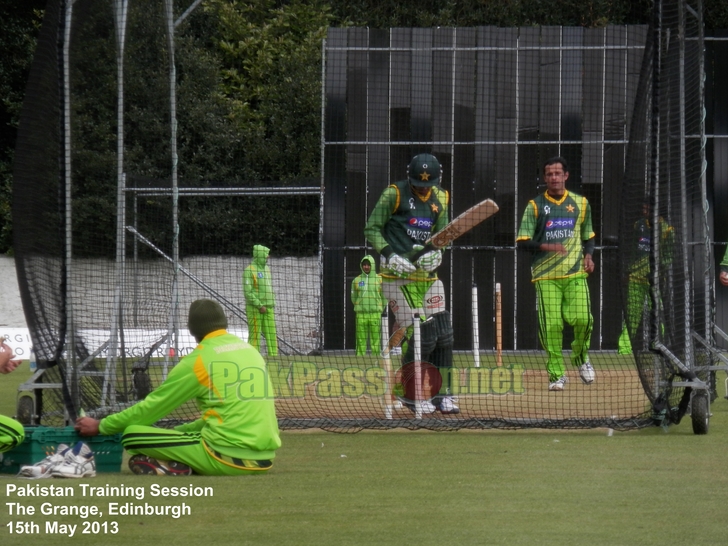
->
xmin=408 ymin=153 xmax=441 ymax=187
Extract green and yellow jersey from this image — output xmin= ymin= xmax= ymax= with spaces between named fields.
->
xmin=516 ymin=190 xmax=595 ymax=282
xmin=364 ymin=180 xmax=449 ymax=281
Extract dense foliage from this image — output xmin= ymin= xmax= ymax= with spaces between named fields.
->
xmin=2 ymin=0 xmax=727 ymax=255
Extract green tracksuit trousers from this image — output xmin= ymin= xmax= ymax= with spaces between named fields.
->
xmin=121 ymin=425 xmax=273 ymax=475
xmin=535 ymin=276 xmax=593 ymax=382
xmin=355 ymin=312 xmax=381 ymax=356
xmin=246 ymin=305 xmax=278 ymax=356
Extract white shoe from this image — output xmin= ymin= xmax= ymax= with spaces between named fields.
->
xmin=439 ymin=396 xmax=460 ymax=414
xmin=579 ymin=361 xmax=596 ymax=384
xmin=415 ymin=400 xmax=436 ymax=415
xmin=549 ymin=376 xmax=568 ymax=391
xmin=51 ymin=441 xmax=96 ymax=478
xmin=20 ymin=443 xmax=70 ymax=478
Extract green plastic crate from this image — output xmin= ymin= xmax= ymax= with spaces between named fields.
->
xmin=0 ymin=426 xmax=123 ymax=474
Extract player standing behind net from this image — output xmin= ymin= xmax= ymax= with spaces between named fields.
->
xmin=364 ymin=153 xmax=459 ymax=414
xmin=516 ymin=156 xmax=597 ymax=391
xmin=243 ymin=244 xmax=278 ymax=356
xmin=351 ymin=255 xmax=388 ymax=356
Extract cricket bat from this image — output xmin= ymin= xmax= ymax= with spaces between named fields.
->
xmin=411 ymin=198 xmax=499 ymax=260
xmin=429 ymin=198 xmax=499 ymax=248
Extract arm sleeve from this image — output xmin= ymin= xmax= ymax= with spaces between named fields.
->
xmin=364 ymin=187 xmax=398 ymax=253
xmin=98 ymin=356 xmax=201 ymax=435
xmin=350 ymin=277 xmax=360 ymax=306
xmin=433 ymin=188 xmax=450 ymax=234
xmin=175 ymin=419 xmax=205 ymax=433
xmin=517 ymin=239 xmax=541 ymax=251
xmin=516 ymin=201 xmax=537 ymax=244
xmin=243 ymin=267 xmax=263 ymax=308
xmin=583 ymin=238 xmax=595 ymax=256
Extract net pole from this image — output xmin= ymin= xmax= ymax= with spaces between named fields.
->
xmin=678 ymin=0 xmax=695 ymax=369
xmin=62 ymin=0 xmax=79 ymax=421
xmin=104 ymin=0 xmax=130 ymax=408
xmin=164 ymin=0 xmax=179 ymax=379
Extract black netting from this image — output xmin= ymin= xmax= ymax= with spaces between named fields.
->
xmin=11 ymin=0 xmax=712 ymax=433
xmin=620 ymin=0 xmax=712 ymax=429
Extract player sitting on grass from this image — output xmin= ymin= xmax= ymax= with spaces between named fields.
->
xmin=1 ymin=341 xmax=25 ymax=458
xmin=75 ymin=299 xmax=281 ymax=476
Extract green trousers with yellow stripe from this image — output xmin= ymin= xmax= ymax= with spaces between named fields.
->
xmin=121 ymin=425 xmax=272 ymax=475
xmin=0 ymin=414 xmax=25 ymax=453
xmin=535 ymin=275 xmax=593 ymax=382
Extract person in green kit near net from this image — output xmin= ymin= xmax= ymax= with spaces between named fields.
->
xmin=517 ymin=156 xmax=597 ymax=391
xmin=75 ymin=299 xmax=281 ymax=475
xmin=617 ymin=203 xmax=674 ymax=354
xmin=351 ymin=255 xmax=388 ymax=356
xmin=243 ymin=244 xmax=278 ymax=356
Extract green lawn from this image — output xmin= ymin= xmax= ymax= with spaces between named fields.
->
xmin=2 ymin=361 xmax=727 ymax=545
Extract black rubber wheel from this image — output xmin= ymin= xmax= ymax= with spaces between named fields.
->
xmin=16 ymin=395 xmax=34 ymax=425
xmin=133 ymin=371 xmax=152 ymax=400
xmin=691 ymin=391 xmax=709 ymax=435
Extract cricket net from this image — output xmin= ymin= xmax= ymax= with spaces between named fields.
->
xmin=11 ymin=0 xmax=715 ymax=433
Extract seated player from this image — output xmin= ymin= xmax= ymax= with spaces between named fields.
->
xmin=0 ymin=341 xmax=25 ymax=457
xmin=75 ymin=299 xmax=281 ymax=476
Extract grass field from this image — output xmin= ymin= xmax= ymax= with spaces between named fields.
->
xmin=2 ymin=363 xmax=728 ymax=545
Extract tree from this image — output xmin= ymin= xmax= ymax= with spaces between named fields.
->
xmin=0 ymin=1 xmax=45 ymax=254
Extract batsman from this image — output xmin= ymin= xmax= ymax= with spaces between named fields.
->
xmin=364 ymin=152 xmax=459 ymax=414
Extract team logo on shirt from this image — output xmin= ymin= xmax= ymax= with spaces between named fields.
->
xmin=545 ymin=218 xmax=576 ymax=240
xmin=545 ymin=218 xmax=575 ymax=229
xmin=257 ymin=272 xmax=264 ymax=279
xmin=408 ymin=217 xmax=434 ymax=229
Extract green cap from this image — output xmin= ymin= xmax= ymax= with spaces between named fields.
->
xmin=188 ymin=299 xmax=228 ymax=341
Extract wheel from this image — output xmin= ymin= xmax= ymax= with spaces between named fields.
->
xmin=691 ymin=390 xmax=709 ymax=435
xmin=16 ymin=395 xmax=35 ymax=425
xmin=133 ymin=371 xmax=152 ymax=400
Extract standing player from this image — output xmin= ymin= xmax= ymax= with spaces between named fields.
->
xmin=351 ymin=255 xmax=388 ymax=356
xmin=364 ymin=152 xmax=459 ymax=414
xmin=516 ymin=156 xmax=596 ymax=391
xmin=617 ymin=203 xmax=674 ymax=354
xmin=243 ymin=244 xmax=278 ymax=356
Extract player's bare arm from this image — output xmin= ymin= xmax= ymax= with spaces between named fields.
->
xmin=583 ymin=254 xmax=595 ymax=274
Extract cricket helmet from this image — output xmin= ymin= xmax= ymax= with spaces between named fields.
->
xmin=408 ymin=153 xmax=441 ymax=187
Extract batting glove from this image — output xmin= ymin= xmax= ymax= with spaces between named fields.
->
xmin=387 ymin=254 xmax=416 ymax=277
xmin=416 ymin=250 xmax=442 ymax=272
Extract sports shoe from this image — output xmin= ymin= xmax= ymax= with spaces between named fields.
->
xmin=51 ymin=441 xmax=96 ymax=478
xmin=19 ymin=443 xmax=70 ymax=478
xmin=579 ymin=361 xmax=596 ymax=384
xmin=439 ymin=396 xmax=460 ymax=414
xmin=415 ymin=400 xmax=437 ymax=415
xmin=128 ymin=455 xmax=192 ymax=476
xmin=548 ymin=375 xmax=568 ymax=391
